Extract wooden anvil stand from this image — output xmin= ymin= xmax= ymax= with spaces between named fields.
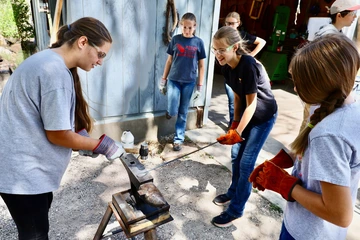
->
xmin=93 ymin=154 xmax=173 ymax=240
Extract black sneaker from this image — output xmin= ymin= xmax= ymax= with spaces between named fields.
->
xmin=173 ymin=143 xmax=182 ymax=151
xmin=211 ymin=212 xmax=238 ymax=228
xmin=213 ymin=194 xmax=231 ymax=206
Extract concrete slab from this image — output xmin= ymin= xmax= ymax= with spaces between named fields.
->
xmin=160 ymin=143 xmax=199 ymax=161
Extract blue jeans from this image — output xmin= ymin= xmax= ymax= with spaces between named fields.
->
xmin=167 ymin=80 xmax=196 ymax=144
xmin=225 ymin=112 xmax=277 ymax=218
xmin=224 ymin=82 xmax=234 ymax=126
xmin=279 ymin=221 xmax=295 ymax=240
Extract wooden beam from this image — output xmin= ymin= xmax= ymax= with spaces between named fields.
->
xmin=50 ymin=0 xmax=64 ymax=45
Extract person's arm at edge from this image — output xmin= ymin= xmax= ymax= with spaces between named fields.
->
xmin=197 ymin=58 xmax=205 ymax=86
xmin=249 ymin=37 xmax=266 ymax=57
xmin=291 ymin=181 xmax=353 ymax=227
xmin=46 ymin=130 xmax=99 ymax=151
xmin=162 ymin=55 xmax=173 ymax=79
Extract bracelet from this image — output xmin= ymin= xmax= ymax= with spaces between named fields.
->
xmin=307 ymin=123 xmax=314 ymax=129
xmin=162 ymin=77 xmax=167 ymax=80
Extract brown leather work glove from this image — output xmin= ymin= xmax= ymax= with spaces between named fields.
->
xmin=217 ymin=129 xmax=244 ymax=145
xmin=249 ymin=149 xmax=293 ymax=191
xmin=229 ymin=120 xmax=239 ymax=130
xmin=255 ymin=161 xmax=301 ymax=201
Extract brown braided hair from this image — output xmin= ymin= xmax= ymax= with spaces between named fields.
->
xmin=50 ymin=17 xmax=112 ymax=133
xmin=289 ymin=34 xmax=360 ymax=155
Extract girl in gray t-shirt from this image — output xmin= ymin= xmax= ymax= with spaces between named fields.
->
xmin=0 ymin=17 xmax=125 ymax=239
xmin=250 ymin=34 xmax=360 ymax=240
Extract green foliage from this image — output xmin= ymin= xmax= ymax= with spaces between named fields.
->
xmin=0 ymin=0 xmax=19 ymax=38
xmin=11 ymin=0 xmax=35 ymax=42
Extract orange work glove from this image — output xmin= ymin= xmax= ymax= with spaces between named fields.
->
xmin=255 ymin=161 xmax=301 ymax=201
xmin=229 ymin=120 xmax=240 ymax=130
xmin=249 ymin=149 xmax=294 ymax=191
xmin=216 ymin=129 xmax=244 ymax=145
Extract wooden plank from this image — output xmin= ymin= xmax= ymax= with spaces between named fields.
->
xmin=109 ymin=202 xmax=131 ymax=238
xmin=50 ymin=0 xmax=63 ymax=45
xmin=112 ymin=191 xmax=145 ymax=225
xmin=93 ymin=204 xmax=113 ymax=240
xmin=144 ymin=228 xmax=157 ymax=240
xmin=128 ymin=211 xmax=173 ymax=235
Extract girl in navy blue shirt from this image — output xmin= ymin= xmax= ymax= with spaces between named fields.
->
xmin=212 ymin=26 xmax=277 ymax=228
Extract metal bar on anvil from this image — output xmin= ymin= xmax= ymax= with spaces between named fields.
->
xmin=120 ymin=154 xmax=153 ymax=190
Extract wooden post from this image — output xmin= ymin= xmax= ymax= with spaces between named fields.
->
xmin=144 ymin=229 xmax=157 ymax=240
xmin=93 ymin=204 xmax=113 ymax=240
xmin=50 ymin=0 xmax=64 ymax=45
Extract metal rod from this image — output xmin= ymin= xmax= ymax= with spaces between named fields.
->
xmin=137 ymin=141 xmax=218 ymax=177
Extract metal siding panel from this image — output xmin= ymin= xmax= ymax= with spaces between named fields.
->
xmin=139 ymin=0 xmax=156 ymax=113
xmin=192 ymin=0 xmax=213 ymax=107
xmin=120 ymin=0 xmax=140 ymax=115
xmin=62 ymin=0 xmax=218 ymax=121
xmin=154 ymin=0 xmax=168 ymax=112
xmin=66 ymin=0 xmax=84 ymax=23
xmin=32 ymin=0 xmax=50 ymax=50
xmin=82 ymin=1 xmax=108 ymax=118
xmin=103 ymin=0 xmax=125 ymax=117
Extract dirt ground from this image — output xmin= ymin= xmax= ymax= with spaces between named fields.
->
xmin=0 ymin=137 xmax=283 ymax=240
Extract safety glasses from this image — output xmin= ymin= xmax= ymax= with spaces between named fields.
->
xmin=89 ymin=42 xmax=106 ymax=59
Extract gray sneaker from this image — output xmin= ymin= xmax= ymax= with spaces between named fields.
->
xmin=173 ymin=143 xmax=182 ymax=151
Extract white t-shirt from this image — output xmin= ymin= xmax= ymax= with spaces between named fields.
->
xmin=0 ymin=49 xmax=75 ymax=194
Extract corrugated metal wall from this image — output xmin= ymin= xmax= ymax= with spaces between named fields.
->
xmin=64 ymin=0 xmax=219 ymax=122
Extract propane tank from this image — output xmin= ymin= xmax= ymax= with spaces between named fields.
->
xmin=121 ymin=130 xmax=134 ymax=149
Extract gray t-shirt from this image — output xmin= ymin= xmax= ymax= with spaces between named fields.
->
xmin=314 ymin=24 xmax=340 ymax=39
xmin=0 ymin=49 xmax=75 ymax=194
xmin=285 ymin=101 xmax=360 ymax=239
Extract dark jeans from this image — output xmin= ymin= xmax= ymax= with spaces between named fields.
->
xmin=1 ymin=192 xmax=53 ymax=240
xmin=279 ymin=221 xmax=295 ymax=240
xmin=224 ymin=82 xmax=234 ymax=127
xmin=226 ymin=112 xmax=277 ymax=218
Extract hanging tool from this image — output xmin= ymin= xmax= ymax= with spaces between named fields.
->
xmin=249 ymin=0 xmax=265 ymax=20
xmin=163 ymin=0 xmax=178 ymax=45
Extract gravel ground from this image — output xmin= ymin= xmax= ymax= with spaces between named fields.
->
xmin=0 ymin=138 xmax=283 ymax=240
